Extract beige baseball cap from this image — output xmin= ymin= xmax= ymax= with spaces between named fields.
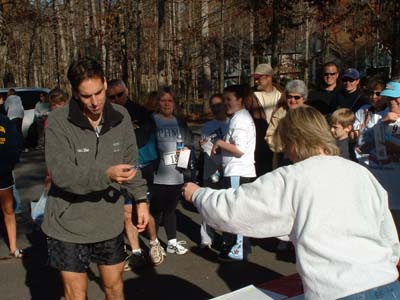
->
xmin=252 ymin=64 xmax=274 ymax=78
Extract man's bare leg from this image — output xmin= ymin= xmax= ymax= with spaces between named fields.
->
xmin=60 ymin=271 xmax=87 ymax=300
xmin=98 ymin=262 xmax=124 ymax=300
xmin=124 ymin=205 xmax=140 ymax=250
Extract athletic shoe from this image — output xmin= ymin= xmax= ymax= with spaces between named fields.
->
xmin=200 ymin=243 xmax=212 ymax=249
xmin=123 ymin=254 xmax=132 ymax=272
xmin=166 ymin=240 xmax=188 ymax=255
xmin=129 ymin=251 xmax=148 ymax=269
xmin=149 ymin=241 xmax=166 ymax=265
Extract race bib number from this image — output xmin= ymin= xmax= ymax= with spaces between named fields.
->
xmin=163 ymin=151 xmax=178 ymax=165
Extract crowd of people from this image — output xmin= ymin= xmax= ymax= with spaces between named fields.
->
xmin=0 ymin=56 xmax=400 ymax=299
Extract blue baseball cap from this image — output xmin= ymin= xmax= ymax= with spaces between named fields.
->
xmin=342 ymin=68 xmax=360 ymax=80
xmin=380 ymin=81 xmax=400 ymax=98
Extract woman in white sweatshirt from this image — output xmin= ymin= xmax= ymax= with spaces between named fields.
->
xmin=183 ymin=106 xmax=400 ymax=300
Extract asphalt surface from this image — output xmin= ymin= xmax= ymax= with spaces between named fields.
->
xmin=0 ymin=147 xmax=297 ymax=300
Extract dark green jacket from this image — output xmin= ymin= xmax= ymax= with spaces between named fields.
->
xmin=42 ymin=98 xmax=147 ymax=243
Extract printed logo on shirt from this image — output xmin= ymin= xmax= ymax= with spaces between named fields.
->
xmin=0 ymin=126 xmax=5 ymax=134
xmin=157 ymin=127 xmax=180 ymax=139
xmin=77 ymin=148 xmax=90 ymax=153
xmin=0 ymin=137 xmax=5 ymax=144
xmin=113 ymin=142 xmax=121 ymax=152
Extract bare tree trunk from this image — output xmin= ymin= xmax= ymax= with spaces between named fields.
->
xmin=201 ymin=0 xmax=211 ymax=110
xmin=219 ymin=0 xmax=225 ymax=92
xmin=134 ymin=0 xmax=142 ymax=98
xmin=52 ymin=0 xmax=60 ymax=85
xmin=271 ymin=0 xmax=280 ymax=70
xmin=54 ymin=0 xmax=67 ymax=87
xmin=157 ymin=0 xmax=166 ymax=86
xmin=249 ymin=5 xmax=255 ymax=87
xmin=391 ymin=15 xmax=400 ymax=77
xmin=69 ymin=0 xmax=78 ymax=58
xmin=99 ymin=0 xmax=107 ymax=68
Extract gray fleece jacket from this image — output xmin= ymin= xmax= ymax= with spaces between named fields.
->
xmin=42 ymin=98 xmax=147 ymax=243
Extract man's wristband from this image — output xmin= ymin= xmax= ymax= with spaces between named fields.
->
xmin=135 ymin=198 xmax=149 ymax=204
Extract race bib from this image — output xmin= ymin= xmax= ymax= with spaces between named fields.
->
xmin=163 ymin=151 xmax=178 ymax=165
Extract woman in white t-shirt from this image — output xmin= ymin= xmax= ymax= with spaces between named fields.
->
xmin=212 ymin=84 xmax=256 ymax=261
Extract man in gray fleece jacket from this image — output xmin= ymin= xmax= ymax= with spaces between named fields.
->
xmin=42 ymin=57 xmax=149 ymax=300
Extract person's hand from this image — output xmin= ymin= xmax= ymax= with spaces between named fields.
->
xmin=383 ymin=112 xmax=400 ymax=124
xmin=182 ymin=182 xmax=200 ymax=203
xmin=136 ymin=202 xmax=149 ymax=232
xmin=212 ymin=140 xmax=221 ymax=155
xmin=106 ymin=164 xmax=137 ymax=184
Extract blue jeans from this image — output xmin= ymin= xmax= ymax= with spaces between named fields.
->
xmin=339 ymin=281 xmax=400 ymax=300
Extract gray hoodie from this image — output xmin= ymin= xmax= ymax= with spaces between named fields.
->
xmin=42 ymin=98 xmax=147 ymax=243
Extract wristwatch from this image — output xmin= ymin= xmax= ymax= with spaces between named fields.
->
xmin=135 ymin=198 xmax=149 ymax=204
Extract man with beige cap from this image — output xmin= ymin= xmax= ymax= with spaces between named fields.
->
xmin=244 ymin=63 xmax=282 ymax=176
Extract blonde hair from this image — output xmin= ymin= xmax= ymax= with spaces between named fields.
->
xmin=48 ymin=87 xmax=69 ymax=106
xmin=329 ymin=108 xmax=355 ymax=128
xmin=275 ymin=106 xmax=339 ymax=161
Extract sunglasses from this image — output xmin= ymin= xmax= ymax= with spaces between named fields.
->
xmin=286 ymin=94 xmax=303 ymax=100
xmin=108 ymin=91 xmax=124 ymax=100
xmin=324 ymin=72 xmax=337 ymax=76
xmin=369 ymin=91 xmax=381 ymax=96
xmin=342 ymin=77 xmax=356 ymax=83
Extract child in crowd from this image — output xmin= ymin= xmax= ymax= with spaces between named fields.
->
xmin=330 ymin=108 xmax=355 ymax=160
xmin=198 ymin=94 xmax=229 ymax=248
xmin=212 ymin=84 xmax=256 ymax=261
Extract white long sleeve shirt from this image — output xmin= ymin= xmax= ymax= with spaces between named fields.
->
xmin=4 ymin=95 xmax=24 ymax=120
xmin=193 ymin=155 xmax=399 ymax=300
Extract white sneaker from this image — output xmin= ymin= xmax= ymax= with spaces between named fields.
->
xmin=166 ymin=241 xmax=188 ymax=255
xmin=149 ymin=241 xmax=166 ymax=265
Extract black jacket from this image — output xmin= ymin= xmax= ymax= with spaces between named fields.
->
xmin=0 ymin=114 xmax=23 ymax=175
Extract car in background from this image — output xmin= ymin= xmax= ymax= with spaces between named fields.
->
xmin=0 ymin=87 xmax=50 ymax=148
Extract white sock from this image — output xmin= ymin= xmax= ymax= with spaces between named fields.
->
xmin=132 ymin=249 xmax=142 ymax=255
xmin=150 ymin=238 xmax=159 ymax=245
xmin=168 ymin=238 xmax=177 ymax=246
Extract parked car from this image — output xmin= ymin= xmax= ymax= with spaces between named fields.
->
xmin=0 ymin=87 xmax=50 ymax=148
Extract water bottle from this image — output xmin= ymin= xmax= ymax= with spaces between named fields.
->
xmin=176 ymin=133 xmax=184 ymax=151
xmin=210 ymin=170 xmax=221 ymax=183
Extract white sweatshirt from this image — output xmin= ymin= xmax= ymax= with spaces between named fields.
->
xmin=193 ymin=155 xmax=400 ymax=300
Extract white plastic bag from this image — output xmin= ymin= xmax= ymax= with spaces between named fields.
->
xmin=31 ymin=189 xmax=48 ymax=224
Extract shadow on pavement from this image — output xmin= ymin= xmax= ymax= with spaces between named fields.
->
xmin=22 ymin=229 xmax=63 ymax=300
xmin=190 ymin=239 xmax=284 ymax=294
xmin=124 ymin=267 xmax=212 ymax=300
xmin=176 ymin=209 xmax=201 ymax=245
xmin=217 ymin=259 xmax=283 ymax=292
xmin=251 ymin=238 xmax=296 ymax=264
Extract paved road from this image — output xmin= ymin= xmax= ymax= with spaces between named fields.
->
xmin=0 ymin=149 xmax=297 ymax=300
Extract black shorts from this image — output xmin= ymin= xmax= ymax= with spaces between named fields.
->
xmin=0 ymin=172 xmax=14 ymax=190
xmin=47 ymin=233 xmax=125 ymax=273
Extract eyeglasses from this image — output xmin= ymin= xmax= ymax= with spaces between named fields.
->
xmin=369 ymin=91 xmax=381 ymax=96
xmin=108 ymin=91 xmax=124 ymax=100
xmin=324 ymin=72 xmax=337 ymax=76
xmin=286 ymin=94 xmax=303 ymax=100
xmin=342 ymin=77 xmax=356 ymax=83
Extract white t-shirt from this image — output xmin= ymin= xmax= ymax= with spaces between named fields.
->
xmin=201 ymin=119 xmax=229 ymax=180
xmin=222 ymin=109 xmax=256 ymax=177
xmin=254 ymin=88 xmax=281 ymax=123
